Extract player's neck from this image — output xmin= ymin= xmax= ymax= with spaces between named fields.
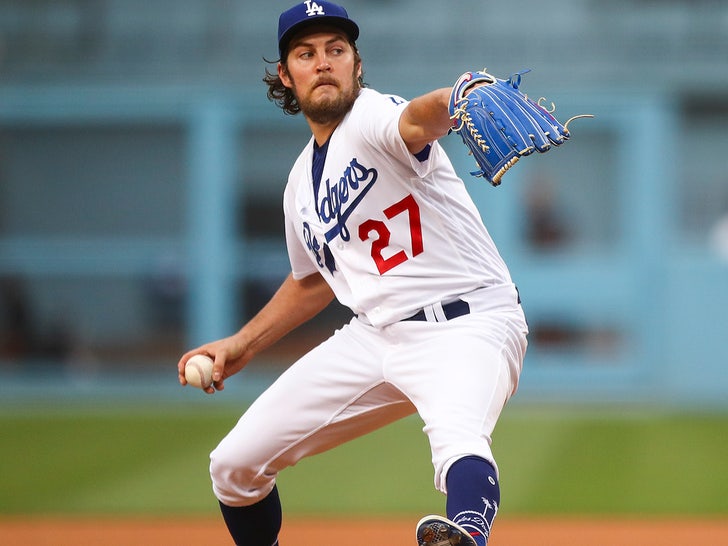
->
xmin=308 ymin=118 xmax=341 ymax=147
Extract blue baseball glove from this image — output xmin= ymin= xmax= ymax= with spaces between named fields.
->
xmin=449 ymin=69 xmax=579 ymax=186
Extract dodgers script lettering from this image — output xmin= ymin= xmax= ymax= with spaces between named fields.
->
xmin=314 ymin=158 xmax=378 ymax=242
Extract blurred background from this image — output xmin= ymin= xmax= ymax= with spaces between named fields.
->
xmin=2 ymin=0 xmax=727 ymax=406
xmin=0 ymin=0 xmax=727 ymax=524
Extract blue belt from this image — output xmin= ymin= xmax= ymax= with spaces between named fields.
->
xmin=402 ymin=299 xmax=471 ymax=322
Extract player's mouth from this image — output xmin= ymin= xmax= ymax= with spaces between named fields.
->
xmin=314 ymin=78 xmax=338 ymax=90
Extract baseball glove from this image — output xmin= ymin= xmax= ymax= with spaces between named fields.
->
xmin=449 ymin=69 xmax=585 ymax=186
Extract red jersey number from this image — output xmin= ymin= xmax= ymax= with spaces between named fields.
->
xmin=358 ymin=194 xmax=424 ymax=275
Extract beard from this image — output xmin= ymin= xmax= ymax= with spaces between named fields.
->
xmin=293 ymin=73 xmax=360 ymax=125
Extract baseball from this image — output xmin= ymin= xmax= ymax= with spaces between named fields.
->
xmin=184 ymin=354 xmax=214 ymax=390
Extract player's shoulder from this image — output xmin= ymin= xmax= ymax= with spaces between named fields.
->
xmin=349 ymin=88 xmax=409 ymax=130
xmin=356 ymin=87 xmax=409 ymax=108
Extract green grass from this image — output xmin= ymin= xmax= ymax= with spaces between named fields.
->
xmin=493 ymin=406 xmax=728 ymax=516
xmin=0 ymin=404 xmax=237 ymax=515
xmin=1 ymin=403 xmax=726 ymax=517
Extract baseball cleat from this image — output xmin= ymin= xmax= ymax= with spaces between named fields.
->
xmin=416 ymin=515 xmax=477 ymax=546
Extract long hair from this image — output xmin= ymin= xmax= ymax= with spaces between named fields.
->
xmin=263 ymin=42 xmax=365 ymax=116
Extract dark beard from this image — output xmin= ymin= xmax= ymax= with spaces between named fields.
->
xmin=296 ymin=81 xmax=360 ymax=125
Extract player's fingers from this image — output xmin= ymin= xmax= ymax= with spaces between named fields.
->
xmin=212 ymin=352 xmax=227 ymax=385
xmin=177 ymin=354 xmax=190 ymax=386
xmin=203 ymin=383 xmax=218 ymax=394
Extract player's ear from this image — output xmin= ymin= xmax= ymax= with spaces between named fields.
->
xmin=278 ymin=62 xmax=293 ymax=89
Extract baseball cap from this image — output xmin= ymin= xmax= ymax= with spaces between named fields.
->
xmin=278 ymin=1 xmax=359 ymax=58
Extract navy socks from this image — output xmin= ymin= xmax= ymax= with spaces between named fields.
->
xmin=445 ymin=456 xmax=500 ymax=546
xmin=216 ymin=459 xmax=498 ymax=545
xmin=218 ymin=485 xmax=282 ymax=546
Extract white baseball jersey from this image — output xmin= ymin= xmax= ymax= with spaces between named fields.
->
xmin=284 ymin=88 xmax=513 ymax=327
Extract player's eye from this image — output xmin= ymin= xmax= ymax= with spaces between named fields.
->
xmin=329 ymin=45 xmax=347 ymax=57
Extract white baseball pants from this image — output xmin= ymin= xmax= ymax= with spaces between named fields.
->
xmin=210 ymin=300 xmax=527 ymax=507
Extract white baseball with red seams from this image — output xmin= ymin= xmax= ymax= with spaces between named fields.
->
xmin=184 ymin=354 xmax=214 ymax=390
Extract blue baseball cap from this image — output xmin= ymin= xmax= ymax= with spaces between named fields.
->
xmin=278 ymin=1 xmax=359 ymax=58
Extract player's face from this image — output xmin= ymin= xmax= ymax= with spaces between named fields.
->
xmin=280 ymin=29 xmax=362 ymax=126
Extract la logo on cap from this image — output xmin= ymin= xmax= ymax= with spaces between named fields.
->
xmin=278 ymin=1 xmax=359 ymax=57
xmin=305 ymin=1 xmax=325 ymax=16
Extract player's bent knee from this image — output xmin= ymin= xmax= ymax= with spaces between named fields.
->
xmin=209 ymin=445 xmax=276 ymax=507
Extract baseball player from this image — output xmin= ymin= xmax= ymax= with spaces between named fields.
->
xmin=178 ymin=2 xmax=529 ymax=544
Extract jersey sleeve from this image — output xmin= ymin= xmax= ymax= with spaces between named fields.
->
xmin=357 ymin=91 xmax=437 ymax=179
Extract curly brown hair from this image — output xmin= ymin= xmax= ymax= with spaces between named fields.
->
xmin=263 ymin=43 xmax=365 ymax=116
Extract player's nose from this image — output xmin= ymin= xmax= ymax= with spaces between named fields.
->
xmin=316 ymin=58 xmax=332 ymax=72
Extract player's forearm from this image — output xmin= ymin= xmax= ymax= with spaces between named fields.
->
xmin=398 ymin=87 xmax=453 ymax=153
xmin=237 ymin=272 xmax=335 ymax=357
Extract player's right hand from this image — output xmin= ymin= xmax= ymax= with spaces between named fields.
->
xmin=177 ymin=334 xmax=253 ymax=394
